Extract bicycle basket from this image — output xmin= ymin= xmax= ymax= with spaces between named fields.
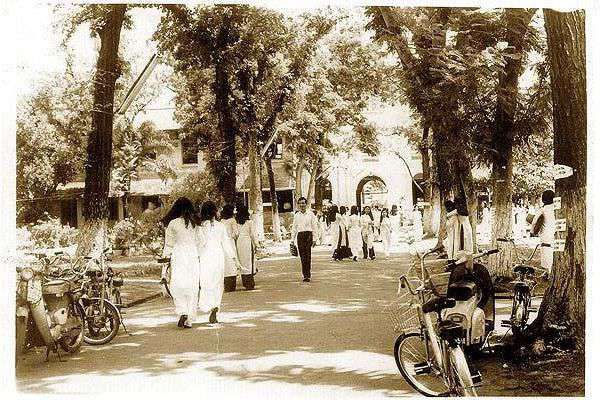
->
xmin=412 ymin=258 xmax=452 ymax=297
xmin=383 ymin=291 xmax=420 ymax=333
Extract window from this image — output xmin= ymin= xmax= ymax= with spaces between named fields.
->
xmin=274 ymin=139 xmax=283 ymax=159
xmin=181 ymin=136 xmax=199 ymax=164
xmin=144 ymin=150 xmax=157 ymax=160
xmin=142 ymin=195 xmax=161 ymax=210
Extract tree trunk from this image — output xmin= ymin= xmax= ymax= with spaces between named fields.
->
xmin=420 ymin=124 xmax=434 ymax=236
xmin=307 ymin=158 xmax=319 ymax=206
xmin=78 ymin=5 xmax=126 ymax=257
xmin=248 ymin=136 xmax=264 ymax=241
xmin=489 ymin=152 xmax=516 ymax=278
xmin=265 ymin=156 xmax=282 ymax=242
xmin=431 ymin=130 xmax=451 ymax=249
xmin=489 ymin=8 xmax=534 ymax=277
xmin=529 ymin=9 xmax=586 ymax=350
xmin=214 ymin=25 xmax=237 ymax=204
xmin=294 ymin=158 xmax=305 ymax=208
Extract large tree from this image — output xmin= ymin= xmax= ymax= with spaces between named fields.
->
xmin=529 ymin=9 xmax=586 ymax=350
xmin=58 ymin=4 xmax=129 ymax=256
xmin=368 ymin=7 xmax=550 ymax=255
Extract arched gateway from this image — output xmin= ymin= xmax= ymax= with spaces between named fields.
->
xmin=355 ymin=175 xmax=388 ymax=210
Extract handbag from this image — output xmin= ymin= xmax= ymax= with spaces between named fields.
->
xmin=290 ymin=242 xmax=298 ymax=257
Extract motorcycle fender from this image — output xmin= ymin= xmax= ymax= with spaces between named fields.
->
xmin=29 ymin=299 xmax=56 ymax=349
xmin=470 ymin=308 xmax=486 ymax=344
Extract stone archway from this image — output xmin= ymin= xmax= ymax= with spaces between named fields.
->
xmin=356 ymin=175 xmax=388 ymax=210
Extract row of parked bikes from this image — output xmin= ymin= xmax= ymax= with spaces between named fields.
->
xmin=15 ymin=248 xmax=128 ymax=364
xmin=390 ymin=237 xmax=544 ymax=396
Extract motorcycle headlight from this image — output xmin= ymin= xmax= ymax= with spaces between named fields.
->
xmin=20 ymin=268 xmax=34 ymax=281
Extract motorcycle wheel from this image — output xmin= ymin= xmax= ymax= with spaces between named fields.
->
xmin=59 ymin=303 xmax=84 ymax=353
xmin=83 ymin=299 xmax=120 ymax=345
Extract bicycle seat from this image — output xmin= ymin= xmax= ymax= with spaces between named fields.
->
xmin=447 ymin=281 xmax=477 ymax=301
xmin=422 ymin=297 xmax=457 ymax=314
xmin=512 ymin=281 xmax=530 ymax=293
xmin=514 ymin=265 xmax=535 ymax=275
xmin=157 ymin=258 xmax=171 ymax=264
xmin=438 ymin=320 xmax=465 ymax=341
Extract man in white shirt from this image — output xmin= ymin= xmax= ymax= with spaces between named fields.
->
xmin=291 ymin=197 xmax=319 ymax=282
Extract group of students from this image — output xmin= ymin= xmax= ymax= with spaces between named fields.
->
xmin=160 ymin=198 xmax=259 ymax=328
xmin=323 ymin=204 xmax=410 ymax=261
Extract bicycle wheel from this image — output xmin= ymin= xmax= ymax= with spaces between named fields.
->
xmin=510 ymin=292 xmax=528 ymax=338
xmin=394 ymin=332 xmax=447 ymax=396
xmin=449 ymin=346 xmax=477 ymax=397
xmin=83 ymin=299 xmax=120 ymax=345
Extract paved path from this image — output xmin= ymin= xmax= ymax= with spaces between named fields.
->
xmin=17 ymin=243 xmax=419 ymax=398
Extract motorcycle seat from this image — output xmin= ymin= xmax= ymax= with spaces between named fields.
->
xmin=438 ymin=320 xmax=465 ymax=341
xmin=422 ymin=296 xmax=456 ymax=314
xmin=514 ymin=265 xmax=535 ymax=275
xmin=112 ymin=277 xmax=124 ymax=287
xmin=42 ymin=280 xmax=71 ymax=295
xmin=513 ymin=281 xmax=530 ymax=292
xmin=447 ymin=281 xmax=477 ymax=301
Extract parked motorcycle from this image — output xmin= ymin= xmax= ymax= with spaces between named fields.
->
xmin=16 ymin=251 xmax=85 ymax=363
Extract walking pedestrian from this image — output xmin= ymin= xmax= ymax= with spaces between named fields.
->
xmin=372 ymin=205 xmax=382 ymax=242
xmin=361 ymin=205 xmax=376 ymax=260
xmin=197 ymin=201 xmax=240 ymax=324
xmin=221 ymin=204 xmax=239 ymax=292
xmin=330 ymin=205 xmax=351 ymax=261
xmin=380 ymin=208 xmax=392 ymax=258
xmin=347 ymin=205 xmax=362 ymax=261
xmin=291 ymin=197 xmax=319 ymax=282
xmin=412 ymin=204 xmax=423 ymax=241
xmin=161 ymin=198 xmax=203 ymax=328
xmin=531 ymin=189 xmax=555 ymax=276
xmin=234 ymin=204 xmax=260 ymax=290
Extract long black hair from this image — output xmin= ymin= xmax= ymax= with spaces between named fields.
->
xmin=200 ymin=201 xmax=219 ymax=224
xmin=380 ymin=208 xmax=389 ymax=224
xmin=221 ymin=204 xmax=235 ymax=219
xmin=350 ymin=205 xmax=358 ymax=216
xmin=362 ymin=205 xmax=374 ymax=221
xmin=328 ymin=204 xmax=339 ymax=224
xmin=235 ymin=204 xmax=250 ymax=225
xmin=161 ymin=197 xmax=199 ymax=228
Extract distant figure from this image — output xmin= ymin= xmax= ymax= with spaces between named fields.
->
xmin=198 ymin=201 xmax=240 ymax=324
xmin=235 ymin=204 xmax=259 ymax=290
xmin=380 ymin=208 xmax=392 ymax=258
xmin=144 ymin=201 xmax=157 ymax=214
xmin=347 ymin=206 xmax=362 ymax=261
xmin=479 ymin=201 xmax=491 ymax=238
xmin=412 ymin=205 xmax=423 ymax=242
xmin=161 ymin=198 xmax=202 ymax=328
xmin=531 ymin=190 xmax=555 ymax=275
xmin=372 ymin=205 xmax=382 ymax=242
xmin=389 ymin=205 xmax=401 ymax=244
xmin=361 ymin=205 xmax=376 ymax=260
xmin=291 ymin=197 xmax=319 ymax=282
xmin=330 ymin=205 xmax=351 ymax=261
xmin=221 ymin=204 xmax=239 ymax=292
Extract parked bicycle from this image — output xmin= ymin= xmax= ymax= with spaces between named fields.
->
xmin=392 ymin=246 xmax=498 ymax=396
xmin=54 ymin=249 xmax=127 ymax=345
xmin=496 ymin=237 xmax=545 ymax=340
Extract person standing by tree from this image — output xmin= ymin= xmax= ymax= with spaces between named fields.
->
xmin=531 ymin=189 xmax=556 ymax=277
xmin=197 ymin=201 xmax=240 ymax=323
xmin=291 ymin=197 xmax=319 ymax=282
xmin=412 ymin=204 xmax=424 ymax=242
xmin=221 ymin=204 xmax=239 ymax=292
xmin=234 ymin=204 xmax=260 ymax=290
xmin=161 ymin=198 xmax=203 ymax=329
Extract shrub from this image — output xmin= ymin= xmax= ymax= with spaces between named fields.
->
xmin=167 ymin=170 xmax=223 ymax=209
xmin=27 ymin=215 xmax=78 ymax=249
